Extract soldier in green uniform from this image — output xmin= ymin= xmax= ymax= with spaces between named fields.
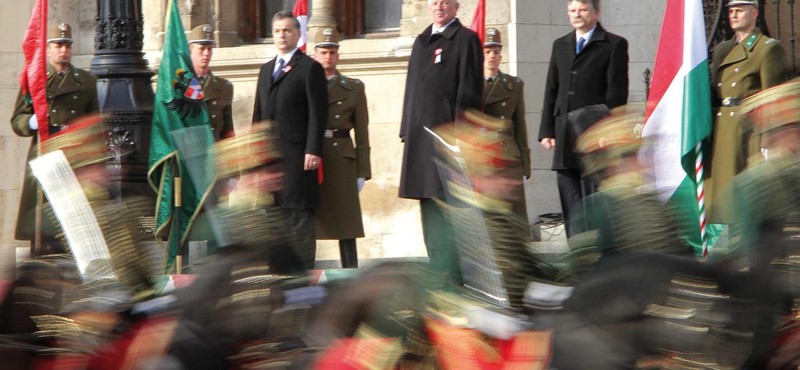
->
xmin=312 ymin=28 xmax=371 ymax=268
xmin=706 ymin=0 xmax=790 ymax=224
xmin=10 ymin=23 xmax=99 ymax=254
xmin=184 ymin=25 xmax=235 ymax=257
xmin=188 ymin=24 xmax=234 ymax=140
xmin=481 ymin=27 xmax=531 ymax=224
xmin=724 ymin=80 xmax=800 ymax=369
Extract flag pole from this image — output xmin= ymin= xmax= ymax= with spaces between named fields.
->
xmin=695 ymin=143 xmax=708 ymax=258
xmin=174 ymin=175 xmax=183 ymax=273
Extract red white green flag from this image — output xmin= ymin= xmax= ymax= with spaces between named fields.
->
xmin=643 ymin=0 xmax=722 ymax=257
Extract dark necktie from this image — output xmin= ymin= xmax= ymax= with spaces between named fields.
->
xmin=576 ymin=37 xmax=586 ymax=54
xmin=273 ymin=58 xmax=285 ymax=81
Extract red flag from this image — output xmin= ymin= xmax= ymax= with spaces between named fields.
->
xmin=19 ymin=0 xmax=49 ymax=141
xmin=470 ymin=0 xmax=485 ymax=45
xmin=292 ymin=0 xmax=309 ymax=52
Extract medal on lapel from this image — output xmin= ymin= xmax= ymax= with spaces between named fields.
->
xmin=434 ymin=48 xmax=443 ymax=64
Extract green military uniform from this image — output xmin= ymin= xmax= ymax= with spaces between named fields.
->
xmin=10 ymin=63 xmax=99 ymax=240
xmin=483 ymin=72 xmax=530 ymax=219
xmin=481 ymin=28 xmax=530 ymax=224
xmin=707 ymin=27 xmax=789 ymax=223
xmin=201 ymin=73 xmax=234 ymax=140
xmin=316 ymin=72 xmax=371 ymax=239
xmin=187 ymin=24 xmax=235 ymax=140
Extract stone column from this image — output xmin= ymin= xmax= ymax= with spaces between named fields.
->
xmin=308 ymin=0 xmax=337 ymax=47
xmin=213 ymin=0 xmax=239 ymax=46
xmin=92 ymin=0 xmax=155 ymax=199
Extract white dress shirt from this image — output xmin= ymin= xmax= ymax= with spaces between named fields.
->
xmin=273 ymin=47 xmax=299 ymax=75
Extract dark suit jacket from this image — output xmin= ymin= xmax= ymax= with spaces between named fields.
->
xmin=538 ymin=23 xmax=629 ymax=170
xmin=399 ymin=18 xmax=483 ymax=199
xmin=253 ymin=50 xmax=328 ymax=209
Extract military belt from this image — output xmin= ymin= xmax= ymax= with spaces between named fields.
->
xmin=721 ymin=97 xmax=742 ymax=107
xmin=324 ymin=129 xmax=350 ymax=139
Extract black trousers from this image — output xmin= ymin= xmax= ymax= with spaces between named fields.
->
xmin=284 ymin=208 xmax=317 ymax=270
xmin=556 ymin=169 xmax=594 ymax=237
xmin=338 ymin=239 xmax=358 ymax=268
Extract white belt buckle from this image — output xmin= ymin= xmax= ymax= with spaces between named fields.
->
xmin=324 ymin=130 xmax=334 ymax=139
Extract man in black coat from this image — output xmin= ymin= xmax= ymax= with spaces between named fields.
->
xmin=399 ymin=0 xmax=483 ymax=282
xmin=538 ymin=0 xmax=628 ymax=237
xmin=253 ymin=12 xmax=328 ymax=270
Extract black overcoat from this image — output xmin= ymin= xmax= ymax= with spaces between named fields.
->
xmin=399 ymin=19 xmax=483 ymax=199
xmin=253 ymin=51 xmax=328 ymax=209
xmin=538 ymin=23 xmax=629 ymax=170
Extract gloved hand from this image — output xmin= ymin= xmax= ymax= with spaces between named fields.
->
xmin=357 ymin=177 xmax=366 ymax=193
xmin=28 ymin=114 xmax=38 ymax=131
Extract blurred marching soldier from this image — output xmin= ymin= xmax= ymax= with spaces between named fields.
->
xmin=481 ymin=27 xmax=531 ymax=223
xmin=706 ymin=0 xmax=790 ymax=224
xmin=10 ymin=23 xmax=99 ymax=255
xmin=725 ymin=80 xmax=800 ymax=369
xmin=312 ymin=28 xmax=371 ymax=269
xmin=188 ymin=24 xmax=234 ymax=140
xmin=570 ymin=107 xmax=693 ymax=262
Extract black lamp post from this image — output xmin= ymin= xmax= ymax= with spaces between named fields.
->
xmin=91 ymin=0 xmax=155 ymax=199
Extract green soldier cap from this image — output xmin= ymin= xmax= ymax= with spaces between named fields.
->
xmin=484 ymin=28 xmax=502 ymax=47
xmin=739 ymin=80 xmax=800 ymax=134
xmin=40 ymin=114 xmax=110 ymax=169
xmin=47 ymin=23 xmax=73 ymax=44
xmin=576 ymin=105 xmax=645 ymax=176
xmin=314 ymin=27 xmax=340 ymax=48
xmin=434 ymin=109 xmax=518 ymax=177
xmin=214 ymin=121 xmax=281 ymax=178
xmin=727 ymin=0 xmax=758 ymax=7
xmin=188 ymin=24 xmax=215 ymax=45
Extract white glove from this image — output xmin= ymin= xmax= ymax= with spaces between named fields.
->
xmin=28 ymin=114 xmax=38 ymax=131
xmin=357 ymin=177 xmax=366 ymax=193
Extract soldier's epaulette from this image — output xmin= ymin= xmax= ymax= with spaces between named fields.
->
xmin=765 ymin=38 xmax=779 ymax=45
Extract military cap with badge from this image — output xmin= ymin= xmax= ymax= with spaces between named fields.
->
xmin=314 ymin=27 xmax=340 ymax=48
xmin=484 ymin=27 xmax=502 ymax=47
xmin=47 ymin=22 xmax=73 ymax=44
xmin=188 ymin=24 xmax=216 ymax=45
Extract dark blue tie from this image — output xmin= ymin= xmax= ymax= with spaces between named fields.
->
xmin=273 ymin=58 xmax=285 ymax=80
xmin=576 ymin=37 xmax=586 ymax=54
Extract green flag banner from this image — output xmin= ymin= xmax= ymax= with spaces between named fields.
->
xmin=148 ymin=0 xmax=216 ymax=274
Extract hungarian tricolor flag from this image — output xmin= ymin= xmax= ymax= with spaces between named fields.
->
xmin=470 ymin=0 xmax=486 ymax=44
xmin=293 ymin=0 xmax=309 ymax=52
xmin=19 ymin=0 xmax=48 ymax=141
xmin=642 ymin=0 xmax=722 ymax=257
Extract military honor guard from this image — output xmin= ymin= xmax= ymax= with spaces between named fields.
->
xmin=706 ymin=0 xmax=790 ymax=224
xmin=188 ymin=24 xmax=234 ymax=140
xmin=10 ymin=23 xmax=99 ymax=255
xmin=481 ymin=27 xmax=531 ymax=223
xmin=312 ymin=28 xmax=371 ymax=268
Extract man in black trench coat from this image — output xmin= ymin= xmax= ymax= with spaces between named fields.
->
xmin=253 ymin=12 xmax=328 ymax=270
xmin=399 ymin=0 xmax=483 ymax=282
xmin=538 ymin=0 xmax=629 ymax=237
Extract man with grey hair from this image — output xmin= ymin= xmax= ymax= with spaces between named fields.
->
xmin=253 ymin=11 xmax=328 ymax=271
xmin=538 ymin=0 xmax=629 ymax=237
xmin=399 ymin=0 xmax=483 ymax=283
